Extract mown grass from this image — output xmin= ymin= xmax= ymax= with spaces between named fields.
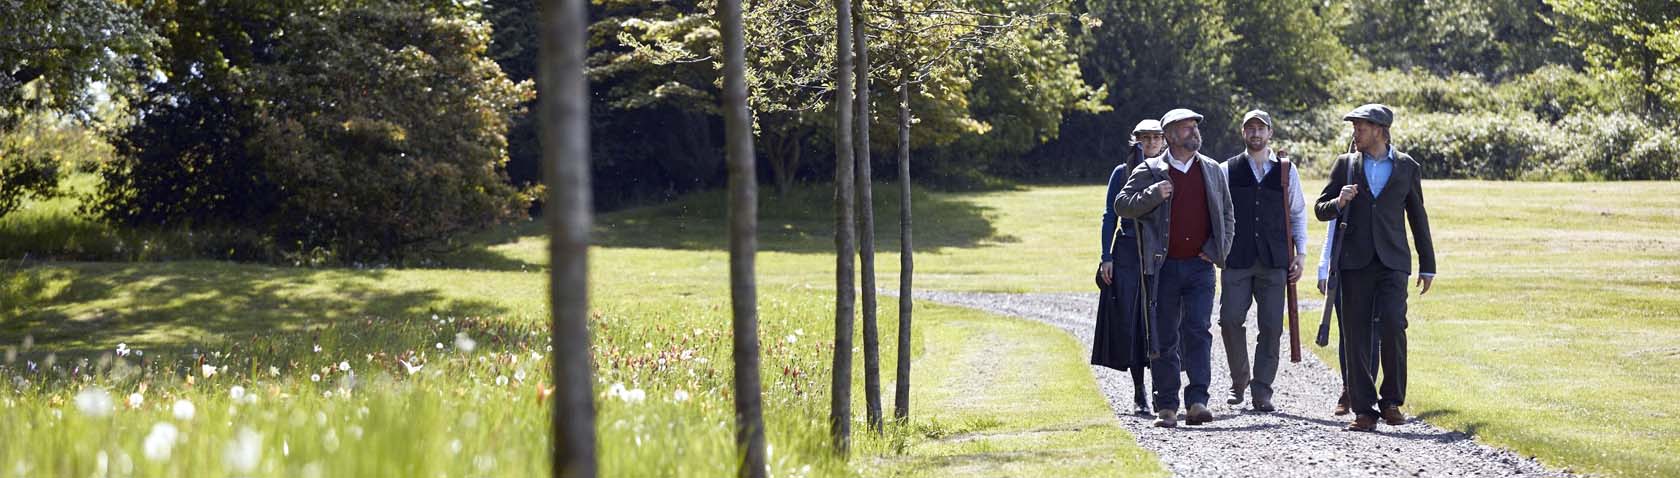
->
xmin=0 ymin=177 xmax=1161 ymax=476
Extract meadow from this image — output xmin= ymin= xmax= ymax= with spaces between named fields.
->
xmin=3 ymin=177 xmax=1676 ymax=476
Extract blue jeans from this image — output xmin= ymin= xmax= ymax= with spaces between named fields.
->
xmin=1149 ymin=258 xmax=1215 ymax=411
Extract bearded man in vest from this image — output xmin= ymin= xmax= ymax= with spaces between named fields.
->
xmin=1114 ymin=108 xmax=1235 ymax=428
xmin=1217 ymin=110 xmax=1308 ymax=412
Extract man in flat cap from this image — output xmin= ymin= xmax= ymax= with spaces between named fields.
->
xmin=1093 ymin=119 xmax=1169 ymax=416
xmin=1314 ymin=103 xmax=1436 ymax=432
xmin=1217 ymin=110 xmax=1308 ymax=412
xmin=1115 ymin=108 xmax=1235 ymax=428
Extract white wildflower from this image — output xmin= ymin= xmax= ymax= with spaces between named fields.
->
xmin=310 ymin=373 xmax=321 ymax=383
xmin=229 ymin=385 xmax=246 ymax=402
xmin=398 ymin=359 xmax=423 ymax=375
xmin=74 ymin=388 xmax=114 ymax=417
xmin=454 ymin=332 xmax=477 ymax=352
xmin=172 ymin=399 xmax=196 ymax=421
xmin=337 ymin=361 xmax=351 ymax=372
xmin=200 ymin=364 xmax=217 ymax=378
xmin=672 ymin=389 xmax=690 ymax=402
xmin=223 ymin=427 xmax=262 ymax=473
xmin=142 ymin=422 xmax=179 ymax=462
xmin=495 ymin=375 xmax=509 ymax=386
xmin=126 ymin=392 xmax=144 ymax=409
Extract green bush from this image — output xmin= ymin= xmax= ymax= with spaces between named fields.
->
xmin=1554 ymin=113 xmax=1680 ymax=180
xmin=1494 ymin=65 xmax=1614 ymax=123
xmin=1396 ymin=112 xmax=1564 ymax=180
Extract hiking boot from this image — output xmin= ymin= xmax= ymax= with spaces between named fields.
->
xmin=1380 ymin=405 xmax=1406 ymax=426
xmin=1185 ymin=403 xmax=1214 ymax=425
xmin=1333 ymin=390 xmax=1351 ymax=416
xmin=1153 ymin=409 xmax=1178 ymax=428
xmin=1345 ymin=414 xmax=1378 ymax=432
xmin=1251 ymin=396 xmax=1275 ymax=413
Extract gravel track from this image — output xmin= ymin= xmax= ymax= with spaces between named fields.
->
xmin=900 ymin=289 xmax=1574 ymax=478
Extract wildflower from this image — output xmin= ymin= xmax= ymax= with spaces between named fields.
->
xmin=398 ymin=359 xmax=423 ymax=375
xmin=127 ymin=392 xmax=145 ymax=409
xmin=269 ymin=366 xmax=280 ymax=377
xmin=74 ymin=388 xmax=114 ymax=417
xmin=785 ymin=334 xmax=797 ymax=344
xmin=201 ymin=364 xmax=217 ymax=378
xmin=623 ymin=388 xmax=646 ymax=404
xmin=313 ymin=344 xmax=322 ymax=353
xmin=435 ymin=342 xmax=444 ymax=350
xmin=229 ymin=386 xmax=246 ymax=402
xmin=337 ymin=361 xmax=351 ymax=373
xmin=310 ymin=373 xmax=322 ymax=383
xmin=223 ymin=427 xmax=262 ymax=473
xmin=172 ymin=399 xmax=196 ymax=421
xmin=116 ymin=343 xmax=130 ymax=357
xmin=495 ymin=375 xmax=509 ymax=386
xmin=513 ymin=369 xmax=527 ymax=383
xmin=673 ymin=389 xmax=690 ymax=402
xmin=531 ymin=352 xmax=543 ymax=361
xmin=454 ymin=333 xmax=477 ymax=352
xmin=142 ymin=422 xmax=179 ymax=462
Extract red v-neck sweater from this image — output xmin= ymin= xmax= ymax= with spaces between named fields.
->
xmin=1167 ymin=160 xmax=1210 ymax=259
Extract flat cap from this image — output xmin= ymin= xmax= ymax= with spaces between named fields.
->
xmin=1132 ymin=119 xmax=1163 ymax=135
xmin=1342 ymin=104 xmax=1393 ymax=127
xmin=1242 ymin=109 xmax=1272 ymax=128
xmin=1160 ymin=108 xmax=1204 ymax=128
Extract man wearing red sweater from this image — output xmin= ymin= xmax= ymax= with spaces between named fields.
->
xmin=1114 ymin=108 xmax=1235 ymax=428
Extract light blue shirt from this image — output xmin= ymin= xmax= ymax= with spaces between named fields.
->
xmin=1363 ymin=146 xmax=1395 ymax=198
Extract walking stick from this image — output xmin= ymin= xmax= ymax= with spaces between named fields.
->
xmin=1281 ymin=154 xmax=1302 ymax=363
xmin=1128 ymin=144 xmax=1158 ymax=360
xmin=1315 ymin=140 xmax=1356 ymax=347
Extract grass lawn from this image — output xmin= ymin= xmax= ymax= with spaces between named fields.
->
xmin=0 ymin=179 xmax=1162 ymax=476
xmin=4 ymin=176 xmax=1674 ymax=476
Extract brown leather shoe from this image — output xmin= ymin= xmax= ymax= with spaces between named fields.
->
xmin=1185 ymin=403 xmax=1214 ymax=425
xmin=1345 ymin=414 xmax=1378 ymax=432
xmin=1153 ymin=409 xmax=1178 ymax=428
xmin=1333 ymin=390 xmax=1350 ymax=416
xmin=1380 ymin=405 xmax=1406 ymax=426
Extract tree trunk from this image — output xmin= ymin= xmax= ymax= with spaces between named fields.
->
xmin=721 ymin=0 xmax=769 ymax=474
xmin=541 ymin=0 xmax=597 ymax=475
xmin=852 ymin=0 xmax=882 ymax=434
xmin=893 ymin=54 xmax=913 ymax=423
xmin=830 ymin=0 xmax=857 ymax=456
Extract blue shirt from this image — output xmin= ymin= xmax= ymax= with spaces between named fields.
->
xmin=1363 ymin=146 xmax=1395 ymax=198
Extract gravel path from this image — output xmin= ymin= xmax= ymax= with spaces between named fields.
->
xmin=901 ymin=289 xmax=1574 ymax=478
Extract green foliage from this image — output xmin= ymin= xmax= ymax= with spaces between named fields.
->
xmin=1553 ymin=112 xmax=1680 ymax=180
xmin=246 ymin=3 xmax=532 ymax=261
xmin=96 ymin=1 xmax=530 ymax=262
xmin=0 ymin=0 xmax=158 ymax=132
xmin=1546 ymin=0 xmax=1680 ymax=119
xmin=1341 ymin=0 xmax=1579 ymax=79
xmin=1394 ymin=112 xmax=1564 ymax=180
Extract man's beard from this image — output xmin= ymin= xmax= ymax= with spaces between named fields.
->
xmin=1246 ymin=137 xmax=1267 ymax=151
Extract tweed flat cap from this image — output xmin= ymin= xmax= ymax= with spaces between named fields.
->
xmin=1342 ymin=104 xmax=1393 ymax=127
xmin=1160 ymin=108 xmax=1204 ymax=128
xmin=1242 ymin=109 xmax=1273 ymax=128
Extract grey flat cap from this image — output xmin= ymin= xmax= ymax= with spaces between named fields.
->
xmin=1343 ymin=104 xmax=1393 ymax=127
xmin=1242 ymin=109 xmax=1272 ymax=128
xmin=1160 ymin=108 xmax=1204 ymax=128
xmin=1132 ymin=119 xmax=1163 ymax=135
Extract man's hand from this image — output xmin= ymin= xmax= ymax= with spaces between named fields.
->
xmin=1287 ymin=254 xmax=1305 ymax=283
xmin=1316 ymin=279 xmax=1327 ymax=295
xmin=1100 ymin=261 xmax=1114 ymax=285
xmin=1416 ymin=275 xmax=1434 ymax=296
xmin=1155 ymin=180 xmax=1175 ymax=200
xmin=1337 ymin=184 xmax=1359 ymax=209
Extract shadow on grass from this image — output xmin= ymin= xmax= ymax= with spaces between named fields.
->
xmin=0 ymin=261 xmax=509 ymax=359
xmin=595 ymin=183 xmax=1000 ymax=254
xmin=432 ymin=182 xmax=1004 ymax=270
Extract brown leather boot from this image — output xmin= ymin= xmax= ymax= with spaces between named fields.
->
xmin=1345 ymin=414 xmax=1378 ymax=432
xmin=1380 ymin=405 xmax=1406 ymax=426
xmin=1333 ymin=389 xmax=1350 ymax=416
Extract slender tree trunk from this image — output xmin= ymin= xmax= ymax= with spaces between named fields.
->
xmin=542 ymin=0 xmax=596 ymax=475
xmin=893 ymin=53 xmax=913 ymax=423
xmin=721 ymin=0 xmax=768 ymax=475
xmin=830 ymin=0 xmax=857 ymax=456
xmin=852 ymin=0 xmax=882 ymax=434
